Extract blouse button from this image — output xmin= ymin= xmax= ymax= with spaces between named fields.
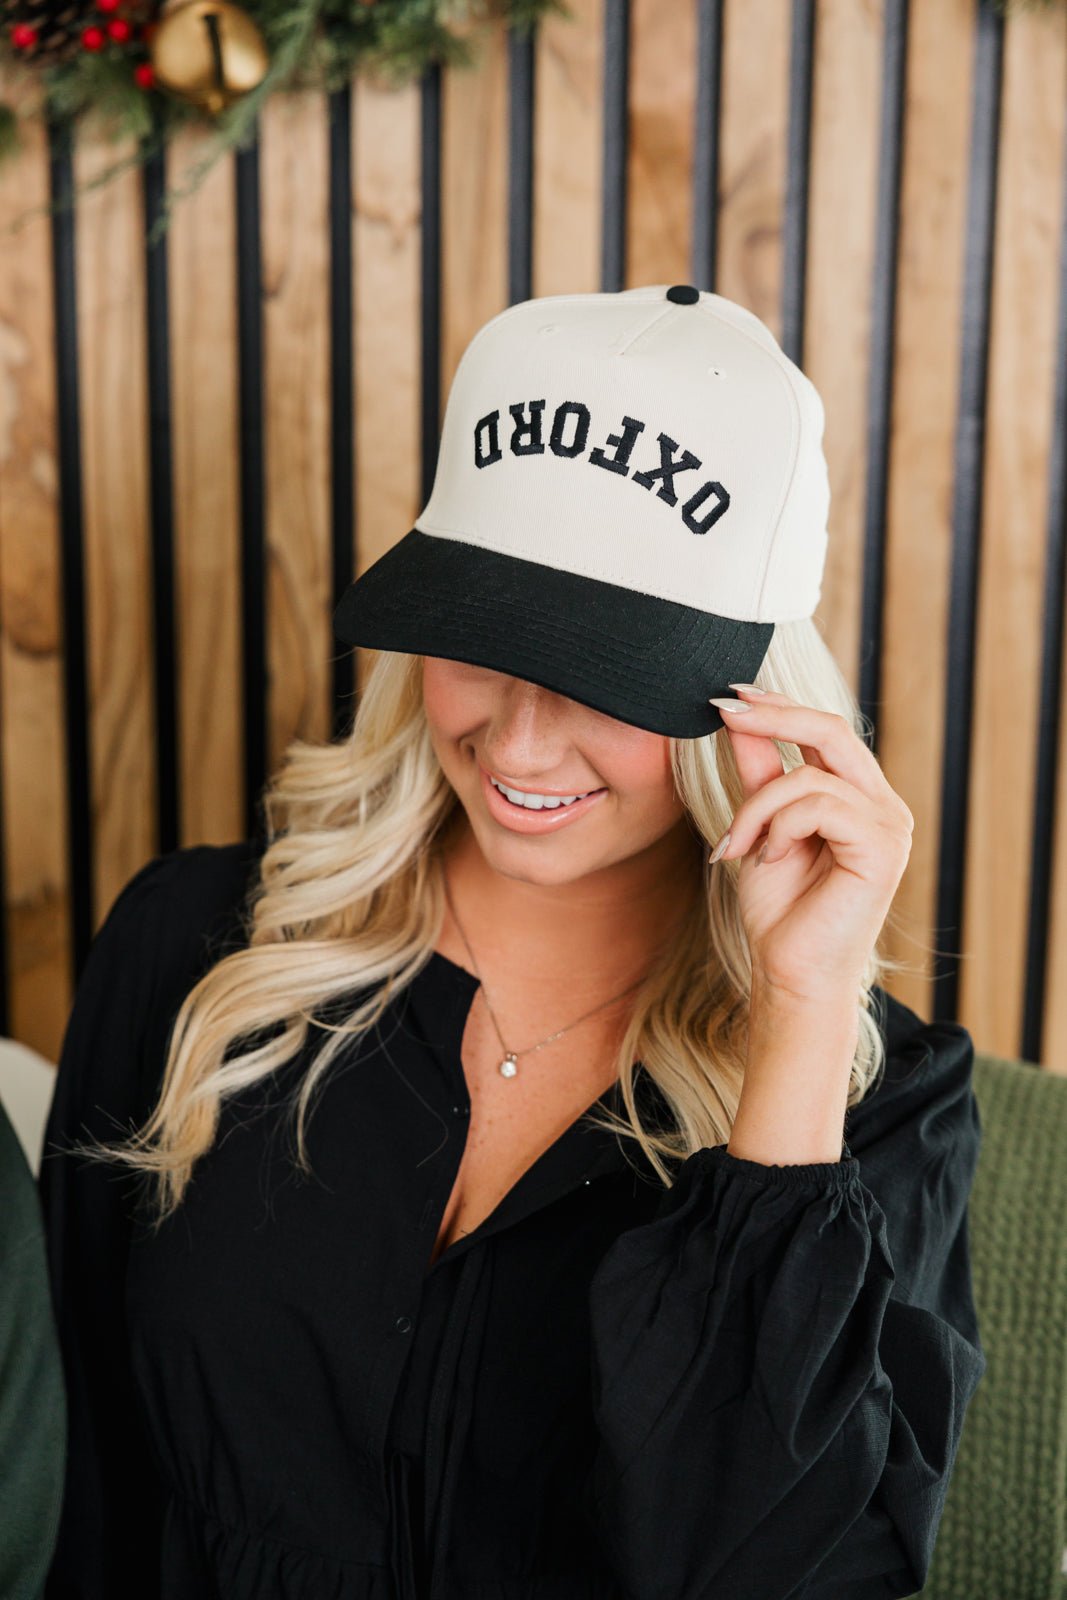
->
xmin=395 ymin=1315 xmax=413 ymax=1334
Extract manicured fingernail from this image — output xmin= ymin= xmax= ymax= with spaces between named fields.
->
xmin=709 ymin=830 xmax=731 ymax=864
xmin=708 ymin=697 xmax=752 ymax=715
xmin=728 ymin=682 xmax=766 ymax=695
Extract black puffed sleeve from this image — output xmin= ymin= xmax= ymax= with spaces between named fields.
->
xmin=585 ymin=999 xmax=987 ymax=1600
xmin=38 ymin=852 xmax=200 ymax=1598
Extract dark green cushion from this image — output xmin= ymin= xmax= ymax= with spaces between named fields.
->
xmin=915 ymin=1052 xmax=1067 ymax=1598
xmin=0 ymin=1098 xmax=66 ymax=1598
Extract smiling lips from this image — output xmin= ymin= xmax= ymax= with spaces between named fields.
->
xmin=479 ymin=766 xmax=607 ymax=830
xmin=489 ymin=774 xmax=597 ymax=810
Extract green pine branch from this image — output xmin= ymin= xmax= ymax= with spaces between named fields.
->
xmin=0 ymin=0 xmax=570 ymax=239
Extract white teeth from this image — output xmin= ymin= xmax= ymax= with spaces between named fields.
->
xmin=490 ymin=776 xmax=590 ymax=810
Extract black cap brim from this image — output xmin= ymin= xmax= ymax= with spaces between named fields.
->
xmin=332 ymin=529 xmax=774 ymax=739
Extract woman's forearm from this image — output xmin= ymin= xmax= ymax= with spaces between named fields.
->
xmin=727 ymin=980 xmax=860 ymax=1166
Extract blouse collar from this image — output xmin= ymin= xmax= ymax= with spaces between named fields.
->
xmin=398 ymin=949 xmax=662 ymax=1271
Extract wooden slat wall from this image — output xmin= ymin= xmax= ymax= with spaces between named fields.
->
xmin=74 ymin=135 xmax=156 ymax=948
xmin=882 ymin=0 xmax=975 ymax=1054
xmin=972 ymin=8 xmax=1067 ymax=1056
xmin=168 ymin=114 xmax=243 ymax=848
xmin=1 ymin=0 xmax=1065 ymax=1073
xmin=441 ymin=24 xmax=509 ymax=400
xmin=352 ymin=79 xmax=422 ymax=659
xmin=0 ymin=86 xmax=65 ymax=1059
xmin=261 ymin=90 xmax=333 ymax=771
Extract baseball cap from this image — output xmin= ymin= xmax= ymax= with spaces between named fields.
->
xmin=332 ymin=283 xmax=831 ymax=738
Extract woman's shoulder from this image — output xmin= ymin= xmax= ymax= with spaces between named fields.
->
xmin=870 ymin=984 xmax=974 ymax=1088
xmin=102 ymin=838 xmax=261 ymax=934
xmin=49 ymin=841 xmax=264 ymax=1136
xmin=846 ymin=984 xmax=978 ymax=1160
xmin=91 ymin=839 xmax=263 ymax=984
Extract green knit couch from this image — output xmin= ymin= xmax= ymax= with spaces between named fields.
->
xmin=913 ymin=1050 xmax=1067 ymax=1599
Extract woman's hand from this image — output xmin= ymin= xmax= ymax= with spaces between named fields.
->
xmin=708 ymin=685 xmax=914 ymax=1006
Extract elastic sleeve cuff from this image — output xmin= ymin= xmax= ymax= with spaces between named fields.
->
xmin=699 ymin=1139 xmax=860 ymax=1189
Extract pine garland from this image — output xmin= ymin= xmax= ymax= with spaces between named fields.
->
xmin=0 ymin=0 xmax=569 ymax=239
xmin=1 ymin=0 xmax=1062 ymax=239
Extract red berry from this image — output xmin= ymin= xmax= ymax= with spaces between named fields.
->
xmin=81 ymin=23 xmax=105 ymax=47
xmin=133 ymin=61 xmax=154 ymax=87
xmin=11 ymin=21 xmax=37 ymax=46
xmin=97 ymin=0 xmax=121 ymax=10
xmin=106 ymin=16 xmax=131 ymax=40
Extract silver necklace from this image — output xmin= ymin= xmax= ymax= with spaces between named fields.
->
xmin=442 ymin=871 xmax=645 ymax=1079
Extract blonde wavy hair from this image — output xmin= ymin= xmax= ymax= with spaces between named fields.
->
xmin=94 ymin=617 xmax=925 ymax=1223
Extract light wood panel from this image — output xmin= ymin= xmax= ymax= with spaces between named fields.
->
xmin=803 ymin=0 xmax=883 ymax=709
xmin=0 ymin=70 xmax=71 ymax=1060
xmin=261 ymin=88 xmax=334 ymax=770
xmin=881 ymin=0 xmax=976 ymax=1017
xmin=967 ymin=2 xmax=1067 ymax=1065
xmin=73 ymin=133 xmax=158 ymax=940
xmin=626 ymin=0 xmax=697 ymax=286
xmin=441 ymin=23 xmax=510 ymax=402
xmin=167 ymin=124 xmax=244 ymax=847
xmin=352 ymin=75 xmax=423 ymax=701
xmin=716 ymin=0 xmax=792 ymax=333
xmin=533 ymin=0 xmax=604 ymax=297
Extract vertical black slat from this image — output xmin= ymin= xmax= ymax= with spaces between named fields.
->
xmin=141 ymin=107 xmax=180 ymax=854
xmin=0 ymin=663 xmax=5 ymax=1033
xmin=600 ymin=0 xmax=629 ymax=292
xmin=328 ymin=83 xmax=356 ymax=735
xmin=421 ymin=63 xmax=443 ymax=504
xmin=691 ymin=0 xmax=724 ymax=292
xmin=48 ymin=116 xmax=94 ymax=979
xmin=0 ymin=482 xmax=5 ymax=1022
xmin=933 ymin=0 xmax=1004 ymax=1024
xmin=234 ymin=131 xmax=268 ymax=850
xmin=781 ymin=0 xmax=815 ymax=367
xmin=1021 ymin=109 xmax=1067 ymax=1065
xmin=0 ymin=630 xmax=5 ymax=1032
xmin=858 ymin=0 xmax=909 ymax=760
xmin=507 ymin=24 xmax=536 ymax=305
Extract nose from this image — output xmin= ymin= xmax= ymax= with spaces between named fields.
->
xmin=483 ymin=678 xmax=574 ymax=774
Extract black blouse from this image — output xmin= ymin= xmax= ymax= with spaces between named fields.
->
xmin=38 ymin=840 xmax=987 ymax=1600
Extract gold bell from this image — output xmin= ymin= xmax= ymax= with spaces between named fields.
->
xmin=149 ymin=0 xmax=270 ymax=115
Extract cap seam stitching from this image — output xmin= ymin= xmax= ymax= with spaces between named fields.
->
xmin=614 ymin=302 xmax=678 ymax=357
xmin=361 ymin=590 xmax=741 ymax=707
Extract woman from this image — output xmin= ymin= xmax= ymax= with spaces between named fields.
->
xmin=40 ymin=285 xmax=986 ymax=1599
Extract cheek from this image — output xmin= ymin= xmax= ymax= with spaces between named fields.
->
xmin=599 ymin=733 xmax=679 ymax=810
xmin=421 ymin=659 xmax=475 ymax=740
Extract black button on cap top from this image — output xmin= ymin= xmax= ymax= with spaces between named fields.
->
xmin=666 ymin=284 xmax=700 ymax=305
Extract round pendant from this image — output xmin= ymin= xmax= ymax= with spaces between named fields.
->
xmin=499 ymin=1053 xmax=518 ymax=1078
